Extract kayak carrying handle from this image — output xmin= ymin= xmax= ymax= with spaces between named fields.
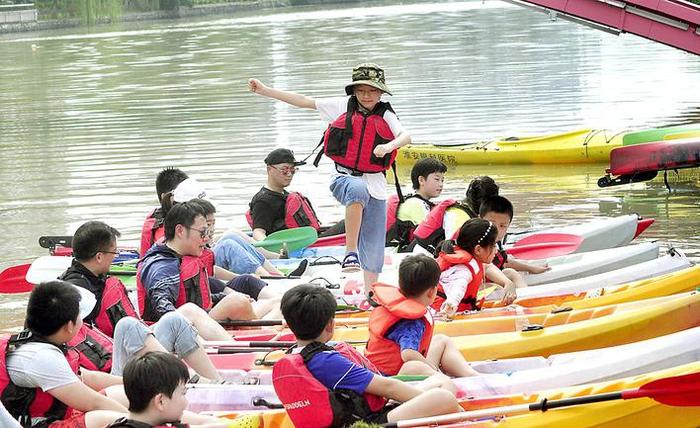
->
xmin=550 ymin=306 xmax=573 ymax=314
xmin=252 ymin=397 xmax=284 ymax=409
xmin=521 ymin=324 xmax=544 ymax=332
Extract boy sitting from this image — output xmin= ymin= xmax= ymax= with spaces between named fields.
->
xmin=273 ymin=285 xmax=462 ymax=427
xmin=107 ymin=352 xmax=228 ymax=428
xmin=365 ymin=255 xmax=478 ymax=377
xmin=387 ymin=158 xmax=446 ymax=250
xmin=479 ymin=196 xmax=549 ymax=288
xmin=2 ymin=280 xmax=127 ymax=428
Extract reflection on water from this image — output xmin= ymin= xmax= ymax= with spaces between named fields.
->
xmin=1 ymin=0 xmax=700 ymax=329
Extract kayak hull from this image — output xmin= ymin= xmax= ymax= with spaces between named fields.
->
xmin=397 ymin=129 xmax=623 ymax=165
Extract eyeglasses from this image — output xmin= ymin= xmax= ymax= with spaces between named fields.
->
xmin=270 ymin=165 xmax=297 ymax=175
xmin=92 ymin=250 xmax=119 ymax=258
xmin=186 ymin=226 xmax=210 ymax=239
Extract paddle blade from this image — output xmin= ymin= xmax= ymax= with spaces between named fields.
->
xmin=252 ymin=227 xmax=318 ymax=252
xmin=0 ymin=264 xmax=33 ymax=293
xmin=507 ymin=233 xmax=583 ymax=259
xmin=623 ymin=371 xmax=700 ymax=406
xmin=26 ymin=256 xmax=72 ymax=285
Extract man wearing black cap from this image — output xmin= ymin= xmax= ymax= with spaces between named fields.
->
xmin=249 ymin=148 xmax=315 ymax=240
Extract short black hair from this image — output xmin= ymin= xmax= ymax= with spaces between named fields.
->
xmin=26 ymin=280 xmax=80 ymax=336
xmin=122 ymin=352 xmax=190 ymax=413
xmin=398 ymin=255 xmax=441 ymax=297
xmin=455 ymin=218 xmax=498 ymax=252
xmin=465 ymin=176 xmax=499 ymax=215
xmin=188 ymin=198 xmax=216 ymax=216
xmin=479 ymin=196 xmax=514 ymax=221
xmin=156 ymin=168 xmax=188 ymax=213
xmin=72 ymin=221 xmax=121 ymax=261
xmin=410 ymin=158 xmax=447 ymax=190
xmin=163 ymin=201 xmax=207 ymax=241
xmin=281 ymin=285 xmax=336 ymax=340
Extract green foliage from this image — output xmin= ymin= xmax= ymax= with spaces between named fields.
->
xmin=349 ymin=423 xmax=382 ymax=428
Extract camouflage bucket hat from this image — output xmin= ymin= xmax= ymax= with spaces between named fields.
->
xmin=344 ymin=63 xmax=392 ymax=96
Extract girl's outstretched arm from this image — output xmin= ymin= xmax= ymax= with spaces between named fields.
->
xmin=248 ymin=78 xmax=317 ymax=109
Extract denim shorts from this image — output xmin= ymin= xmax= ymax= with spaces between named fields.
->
xmin=110 ymin=313 xmax=199 ymax=375
xmin=214 ymin=233 xmax=266 ymax=274
xmin=330 ymin=174 xmax=386 ymax=273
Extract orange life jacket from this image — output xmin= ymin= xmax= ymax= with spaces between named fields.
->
xmin=431 ymin=248 xmax=484 ymax=313
xmin=364 ymin=283 xmax=434 ymax=376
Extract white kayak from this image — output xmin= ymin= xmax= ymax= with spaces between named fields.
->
xmin=185 ymin=324 xmax=700 ymax=411
xmin=515 ymin=248 xmax=689 ymax=299
xmin=504 ymin=213 xmax=645 ymax=253
xmin=522 ymin=241 xmax=660 ymax=286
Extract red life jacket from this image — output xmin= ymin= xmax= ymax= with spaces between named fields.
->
xmin=140 ymin=209 xmax=165 ymax=257
xmin=0 ymin=331 xmax=79 ymax=427
xmin=385 ymin=194 xmax=434 ymax=249
xmin=364 ymin=284 xmax=434 ymax=376
xmin=137 ymin=249 xmax=212 ymax=322
xmin=108 ymin=417 xmax=189 ymax=428
xmin=67 ymin=324 xmax=113 ymax=373
xmin=245 ymin=191 xmax=321 ymax=232
xmin=431 ymin=248 xmax=485 ymax=313
xmin=200 ymin=247 xmax=215 ymax=277
xmin=60 ymin=268 xmax=139 ymax=338
xmin=272 ymin=341 xmax=387 ymax=428
xmin=493 ymin=241 xmax=508 ymax=270
xmin=315 ymin=98 xmax=397 ymax=174
xmin=412 ymin=199 xmax=457 ymax=251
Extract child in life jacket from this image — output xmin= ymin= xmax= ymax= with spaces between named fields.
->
xmin=386 ymin=158 xmax=447 ymax=250
xmin=249 ymin=63 xmax=412 ymax=295
xmin=365 ymin=255 xmax=479 ymax=378
xmin=273 ymin=285 xmax=462 ymax=428
xmin=479 ymin=196 xmax=550 ymax=289
xmin=433 ymin=218 xmax=517 ymax=317
xmin=107 ymin=352 xmax=230 ymax=428
xmin=411 ymin=176 xmax=499 ymax=253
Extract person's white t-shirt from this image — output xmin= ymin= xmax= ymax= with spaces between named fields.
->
xmin=315 ymin=96 xmax=405 ymax=200
xmin=5 ymin=341 xmax=80 ymax=426
xmin=6 ymin=341 xmax=80 ymax=391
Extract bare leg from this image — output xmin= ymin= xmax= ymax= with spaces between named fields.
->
xmin=363 ymin=270 xmax=379 ymax=296
xmin=208 ymin=292 xmax=257 ymax=321
xmin=251 ymin=294 xmax=282 ymax=319
xmin=414 ymin=373 xmax=458 ymax=395
xmin=182 ymin=410 xmax=229 ymax=425
xmin=345 ymin=202 xmax=362 ymax=252
xmin=397 ymin=360 xmax=437 ymax=376
xmin=386 ymin=389 xmax=462 ymax=422
xmin=177 ymin=303 xmax=231 ymax=341
xmin=425 ymin=334 xmax=478 ymax=377
xmin=261 ymin=260 xmax=284 ymax=276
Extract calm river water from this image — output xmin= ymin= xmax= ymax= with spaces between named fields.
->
xmin=1 ymin=0 xmax=700 ymax=330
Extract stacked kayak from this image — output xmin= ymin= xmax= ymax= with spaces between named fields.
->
xmin=621 ymin=124 xmax=700 ymax=146
xmin=212 ymin=360 xmax=700 ymax=427
xmin=598 ymin=137 xmax=700 ymax=187
xmin=395 ymin=124 xmax=700 ymax=166
xmin=187 ymin=326 xmax=700 ymax=412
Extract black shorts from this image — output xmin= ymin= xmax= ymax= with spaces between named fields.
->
xmin=364 ymin=403 xmax=401 ymax=424
xmin=226 ymin=274 xmax=266 ymax=300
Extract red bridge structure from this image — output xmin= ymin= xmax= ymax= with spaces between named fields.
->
xmin=506 ymin=0 xmax=700 ymax=56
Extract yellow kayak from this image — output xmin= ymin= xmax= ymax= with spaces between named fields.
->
xmin=459 ymin=361 xmax=700 ymax=427
xmin=449 ymin=291 xmax=700 ymax=361
xmin=240 ymin=290 xmax=700 ymax=370
xmin=397 ymin=129 xmax=623 ymax=165
xmin=331 ymin=292 xmax=700 ymax=341
xmin=215 ymin=361 xmax=700 ymax=428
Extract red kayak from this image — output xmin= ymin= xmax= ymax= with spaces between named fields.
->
xmin=599 ymin=137 xmax=700 ymax=187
